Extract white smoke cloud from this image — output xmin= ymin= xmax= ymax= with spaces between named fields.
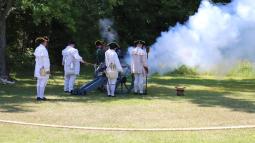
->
xmin=148 ymin=0 xmax=255 ymax=75
xmin=99 ymin=18 xmax=118 ymax=43
xmin=125 ymin=46 xmax=134 ymax=65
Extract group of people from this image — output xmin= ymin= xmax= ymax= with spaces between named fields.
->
xmin=33 ymin=36 xmax=148 ymax=101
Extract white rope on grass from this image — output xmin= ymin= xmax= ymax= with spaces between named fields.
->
xmin=0 ymin=119 xmax=255 ymax=132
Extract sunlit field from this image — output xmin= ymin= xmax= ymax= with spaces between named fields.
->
xmin=0 ymin=69 xmax=255 ymax=143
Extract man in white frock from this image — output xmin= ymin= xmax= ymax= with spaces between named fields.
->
xmin=34 ymin=36 xmax=50 ymax=101
xmin=105 ymin=42 xmax=123 ymax=97
xmin=131 ymin=40 xmax=148 ymax=95
xmin=62 ymin=40 xmax=85 ymax=93
xmin=142 ymin=43 xmax=149 ymax=94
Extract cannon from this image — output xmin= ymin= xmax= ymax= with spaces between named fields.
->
xmin=71 ymin=62 xmax=133 ymax=96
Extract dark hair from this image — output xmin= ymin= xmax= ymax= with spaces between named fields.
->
xmin=109 ymin=46 xmax=115 ymax=49
xmin=68 ymin=40 xmax=76 ymax=45
xmin=108 ymin=42 xmax=119 ymax=49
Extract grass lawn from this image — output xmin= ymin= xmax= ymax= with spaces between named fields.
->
xmin=0 ymin=69 xmax=255 ymax=143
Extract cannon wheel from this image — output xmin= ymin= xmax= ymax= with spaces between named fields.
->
xmin=115 ymin=73 xmax=134 ymax=95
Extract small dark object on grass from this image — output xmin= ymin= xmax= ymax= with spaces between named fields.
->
xmin=175 ymin=87 xmax=186 ymax=96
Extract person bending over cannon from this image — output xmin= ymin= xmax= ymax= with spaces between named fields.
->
xmin=62 ymin=40 xmax=85 ymax=93
xmin=105 ymin=42 xmax=123 ymax=97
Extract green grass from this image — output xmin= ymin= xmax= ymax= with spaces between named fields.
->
xmin=0 ymin=124 xmax=255 ymax=143
xmin=0 ymin=69 xmax=255 ymax=142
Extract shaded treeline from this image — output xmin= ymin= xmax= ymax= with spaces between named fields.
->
xmin=1 ymin=0 xmax=230 ymax=75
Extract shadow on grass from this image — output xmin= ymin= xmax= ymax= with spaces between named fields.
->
xmin=148 ymin=76 xmax=255 ymax=113
xmin=187 ymin=90 xmax=255 ymax=113
xmin=0 ymin=74 xmax=255 ymax=113
xmin=150 ymin=76 xmax=255 ymax=92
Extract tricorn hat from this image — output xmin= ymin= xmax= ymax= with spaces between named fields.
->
xmin=101 ymin=40 xmax=107 ymax=46
xmin=107 ymin=42 xmax=119 ymax=49
xmin=35 ymin=36 xmax=49 ymax=44
xmin=134 ymin=40 xmax=145 ymax=46
xmin=95 ymin=40 xmax=103 ymax=46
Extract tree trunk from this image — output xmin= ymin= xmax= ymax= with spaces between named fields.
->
xmin=0 ymin=18 xmax=7 ymax=78
xmin=0 ymin=0 xmax=13 ymax=79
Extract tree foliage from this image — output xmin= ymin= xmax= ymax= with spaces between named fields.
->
xmin=3 ymin=0 xmax=232 ymax=74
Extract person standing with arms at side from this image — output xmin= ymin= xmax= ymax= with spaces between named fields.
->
xmin=95 ymin=40 xmax=105 ymax=65
xmin=105 ymin=42 xmax=123 ymax=97
xmin=62 ymin=40 xmax=85 ymax=93
xmin=142 ymin=42 xmax=149 ymax=94
xmin=131 ymin=40 xmax=148 ymax=95
xmin=34 ymin=36 xmax=50 ymax=101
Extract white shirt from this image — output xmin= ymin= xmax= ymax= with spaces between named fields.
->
xmin=34 ymin=44 xmax=50 ymax=78
xmin=105 ymin=49 xmax=123 ymax=72
xmin=131 ymin=47 xmax=148 ymax=74
xmin=62 ymin=46 xmax=83 ymax=75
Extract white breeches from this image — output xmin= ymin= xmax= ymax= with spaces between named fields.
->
xmin=143 ymin=75 xmax=146 ymax=92
xmin=134 ymin=73 xmax=144 ymax=93
xmin=107 ymin=78 xmax=117 ymax=96
xmin=36 ymin=77 xmax=49 ymax=98
xmin=64 ymin=74 xmax=76 ymax=92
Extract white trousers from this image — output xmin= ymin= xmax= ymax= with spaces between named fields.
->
xmin=107 ymin=78 xmax=117 ymax=96
xmin=143 ymin=76 xmax=147 ymax=92
xmin=134 ymin=73 xmax=144 ymax=93
xmin=64 ymin=74 xmax=76 ymax=92
xmin=36 ymin=77 xmax=49 ymax=98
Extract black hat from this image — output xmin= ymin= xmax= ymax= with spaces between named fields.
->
xmin=95 ymin=40 xmax=103 ymax=46
xmin=107 ymin=42 xmax=119 ymax=49
xmin=134 ymin=40 xmax=145 ymax=46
